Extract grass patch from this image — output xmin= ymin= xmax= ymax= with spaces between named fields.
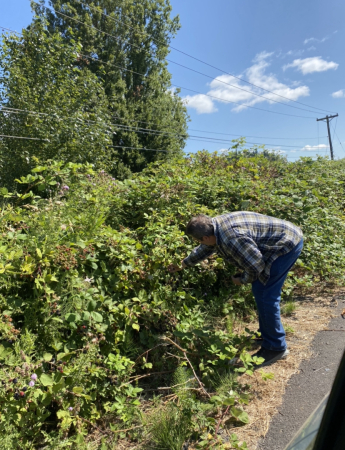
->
xmin=281 ymin=301 xmax=297 ymax=316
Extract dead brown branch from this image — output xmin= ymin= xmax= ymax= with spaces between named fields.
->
xmin=111 ymin=423 xmax=151 ymax=434
xmin=183 ymin=351 xmax=211 ymax=398
xmin=132 ymin=344 xmax=167 ymax=367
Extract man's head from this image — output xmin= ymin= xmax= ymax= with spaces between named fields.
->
xmin=186 ymin=214 xmax=216 ymax=246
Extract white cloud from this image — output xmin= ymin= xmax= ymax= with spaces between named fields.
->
xmin=167 ymin=87 xmax=176 ymax=96
xmin=304 ymin=31 xmax=337 ymax=46
xmin=332 ymin=89 xmax=345 ymax=98
xmin=307 ymin=46 xmax=316 ymax=51
xmin=304 ymin=36 xmax=329 ymax=45
xmin=183 ymin=94 xmax=217 ymax=114
xmin=301 ymin=144 xmax=329 ymax=151
xmin=286 ymin=49 xmax=304 ymax=57
xmin=183 ymin=51 xmax=311 ymax=114
xmin=208 ymin=52 xmax=309 ymax=112
xmin=284 ymin=57 xmax=338 ymax=75
xmin=253 ymin=51 xmax=274 ymax=62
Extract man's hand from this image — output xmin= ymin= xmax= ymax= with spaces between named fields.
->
xmin=167 ymin=261 xmax=186 ymax=273
xmin=232 ymin=275 xmax=242 ymax=286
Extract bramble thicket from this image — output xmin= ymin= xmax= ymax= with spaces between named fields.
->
xmin=1 ymin=152 xmax=345 ymax=449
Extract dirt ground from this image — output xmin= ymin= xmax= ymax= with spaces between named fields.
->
xmin=233 ymin=289 xmax=345 ymax=450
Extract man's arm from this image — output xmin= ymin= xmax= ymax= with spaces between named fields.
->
xmin=167 ymin=260 xmax=187 ymax=273
xmin=225 ymin=236 xmax=266 ymax=284
xmin=183 ymin=244 xmax=216 ymax=267
xmin=167 ymin=244 xmax=216 ymax=273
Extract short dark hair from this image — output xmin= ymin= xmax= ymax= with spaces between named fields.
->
xmin=186 ymin=214 xmax=214 ymax=240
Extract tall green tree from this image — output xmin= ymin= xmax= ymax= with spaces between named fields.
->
xmin=32 ymin=0 xmax=189 ymax=177
xmin=0 ymin=20 xmax=115 ymax=188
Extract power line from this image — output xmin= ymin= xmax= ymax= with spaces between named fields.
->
xmin=71 ymin=0 xmax=335 ymax=115
xmin=175 ymin=129 xmax=326 ymax=140
xmin=109 ymin=145 xmax=167 ymax=152
xmin=1 ymin=104 xmax=328 ymax=141
xmin=0 ymin=131 xmax=327 ymax=154
xmin=79 ymin=52 xmax=317 ymax=119
xmin=184 ymin=136 xmax=320 ymax=149
xmin=331 ymin=120 xmax=345 ymax=156
xmin=0 ymin=26 xmax=22 ymax=35
xmin=332 ymin=116 xmax=339 ymax=159
xmin=1 ymin=106 xmax=322 ymax=149
xmin=167 ymin=58 xmax=320 ymax=114
xmin=33 ymin=3 xmax=325 ymax=117
xmin=1 ymin=106 xmax=115 ymax=133
xmin=0 ymin=24 xmax=318 ymax=120
xmin=0 ymin=132 xmax=168 ymax=152
xmin=1 ymin=24 xmax=331 ymax=152
xmin=0 ymin=134 xmax=49 ymax=141
xmin=91 ymin=119 xmax=319 ymax=148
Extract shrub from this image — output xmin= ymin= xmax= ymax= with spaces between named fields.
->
xmin=0 ymin=152 xmax=345 ymax=448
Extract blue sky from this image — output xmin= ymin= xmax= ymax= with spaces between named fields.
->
xmin=168 ymin=0 xmax=345 ymax=160
xmin=2 ymin=0 xmax=345 ymax=160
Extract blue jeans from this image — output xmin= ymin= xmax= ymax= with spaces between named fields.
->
xmin=251 ymin=239 xmax=303 ymax=351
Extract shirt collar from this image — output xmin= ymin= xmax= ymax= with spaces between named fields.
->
xmin=211 ymin=218 xmax=219 ymax=246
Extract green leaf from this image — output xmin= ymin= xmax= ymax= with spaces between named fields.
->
xmin=43 ymin=353 xmax=53 ymax=362
xmin=222 ymin=397 xmax=235 ymax=406
xmin=132 ymin=323 xmax=140 ymax=331
xmin=36 ymin=248 xmax=42 ymax=259
xmin=90 ymin=311 xmax=103 ymax=322
xmin=40 ymin=374 xmax=54 ymax=386
xmin=41 ymin=392 xmax=53 ymax=406
xmin=231 ymin=407 xmax=249 ymax=424
xmin=210 ymin=395 xmax=223 ymax=404
xmin=52 ymin=381 xmax=65 ymax=393
xmin=57 ymin=410 xmax=69 ymax=419
xmin=52 ymin=342 xmax=63 ymax=351
xmin=65 ymin=313 xmax=81 ymax=323
xmin=32 ymin=166 xmax=47 ymax=173
xmin=0 ymin=345 xmax=11 ymax=360
xmin=45 ymin=274 xmax=58 ymax=283
xmin=52 ymin=317 xmax=63 ymax=323
xmin=87 ymin=300 xmax=97 ymax=312
xmin=73 ymin=386 xmax=83 ymax=395
xmin=82 ymin=311 xmax=91 ymax=321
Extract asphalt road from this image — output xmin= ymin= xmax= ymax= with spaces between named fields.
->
xmin=257 ymin=294 xmax=345 ymax=450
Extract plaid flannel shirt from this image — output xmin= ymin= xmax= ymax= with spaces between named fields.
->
xmin=183 ymin=212 xmax=303 ymax=285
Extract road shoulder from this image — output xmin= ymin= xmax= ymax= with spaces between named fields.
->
xmin=232 ymin=290 xmax=345 ymax=450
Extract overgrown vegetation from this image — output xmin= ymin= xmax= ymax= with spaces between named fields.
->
xmin=0 ymin=151 xmax=344 ymax=449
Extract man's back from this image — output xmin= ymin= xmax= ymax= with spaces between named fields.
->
xmin=213 ymin=211 xmax=303 ymax=251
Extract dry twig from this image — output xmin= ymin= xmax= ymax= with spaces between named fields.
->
xmin=111 ymin=423 xmax=151 ymax=434
xmin=183 ymin=351 xmax=211 ymax=398
xmin=132 ymin=344 xmax=167 ymax=367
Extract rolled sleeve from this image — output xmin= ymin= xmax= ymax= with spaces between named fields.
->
xmin=183 ymin=245 xmax=216 ymax=267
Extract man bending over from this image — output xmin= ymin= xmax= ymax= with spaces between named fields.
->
xmin=168 ymin=212 xmax=303 ymax=367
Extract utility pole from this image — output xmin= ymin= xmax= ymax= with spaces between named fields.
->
xmin=316 ymin=114 xmax=338 ymax=160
